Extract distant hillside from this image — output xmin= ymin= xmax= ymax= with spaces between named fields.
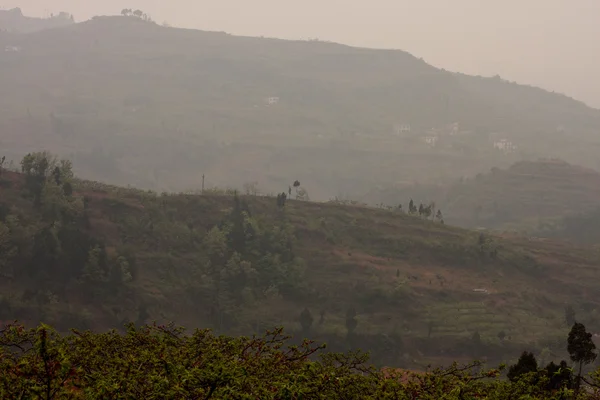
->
xmin=365 ymin=159 xmax=600 ymax=230
xmin=532 ymin=207 xmax=600 ymax=245
xmin=1 ymin=16 xmax=600 ymax=199
xmin=0 ymin=8 xmax=74 ymax=33
xmin=3 ymin=153 xmax=600 ymax=368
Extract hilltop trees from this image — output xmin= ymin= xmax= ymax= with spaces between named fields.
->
xmin=408 ymin=199 xmax=417 ymax=214
xmin=120 ymin=8 xmax=151 ymax=21
xmin=436 ymin=209 xmax=444 ymax=223
xmin=20 ymin=152 xmax=74 ymax=208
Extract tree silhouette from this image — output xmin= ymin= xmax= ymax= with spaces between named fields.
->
xmin=507 ymin=351 xmax=538 ymax=382
xmin=133 ymin=9 xmax=143 ymax=18
xmin=544 ymin=360 xmax=573 ymax=391
xmin=436 ymin=209 xmax=443 ymax=222
xmin=568 ymin=322 xmax=597 ymax=393
xmin=276 ymin=193 xmax=287 ymax=208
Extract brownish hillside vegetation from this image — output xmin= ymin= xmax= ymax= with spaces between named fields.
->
xmin=2 ymin=156 xmax=600 ymax=369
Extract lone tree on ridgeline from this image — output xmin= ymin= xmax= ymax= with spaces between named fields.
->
xmin=408 ymin=199 xmax=417 ymax=215
xmin=436 ymin=209 xmax=444 ymax=223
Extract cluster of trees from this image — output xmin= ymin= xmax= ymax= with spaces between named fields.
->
xmin=506 ymin=322 xmax=597 ymax=397
xmin=406 ymin=199 xmax=444 ymax=223
xmin=2 ymin=152 xmax=312 ymax=333
xmin=2 ymin=321 xmax=600 ymax=399
xmin=375 ymin=199 xmax=444 ymax=223
xmin=120 ymin=9 xmax=152 ymax=21
xmin=0 ymin=152 xmax=135 ymax=323
xmin=188 ymin=193 xmax=306 ymax=332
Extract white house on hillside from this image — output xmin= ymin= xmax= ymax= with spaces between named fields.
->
xmin=265 ymin=96 xmax=280 ymax=105
xmin=493 ymin=139 xmax=517 ymax=153
xmin=4 ymin=45 xmax=21 ymax=52
xmin=393 ymin=123 xmax=411 ymax=135
xmin=424 ymin=136 xmax=438 ymax=147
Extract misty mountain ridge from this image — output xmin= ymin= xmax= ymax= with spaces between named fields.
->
xmin=0 ymin=7 xmax=74 ymax=34
xmin=1 ymin=15 xmax=599 ymax=200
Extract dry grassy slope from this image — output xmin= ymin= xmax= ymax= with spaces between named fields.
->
xmin=1 ymin=16 xmax=600 ymax=199
xmin=3 ymin=170 xmax=599 ymax=355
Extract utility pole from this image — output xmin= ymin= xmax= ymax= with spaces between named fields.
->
xmin=202 ymin=174 xmax=205 ymax=194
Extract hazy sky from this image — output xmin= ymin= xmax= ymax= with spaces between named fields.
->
xmin=4 ymin=0 xmax=600 ymax=108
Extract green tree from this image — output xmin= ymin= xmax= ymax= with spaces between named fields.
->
xmin=567 ymin=322 xmax=597 ymax=392
xmin=21 ymin=152 xmax=52 ymax=207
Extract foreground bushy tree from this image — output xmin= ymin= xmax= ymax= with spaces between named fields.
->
xmin=0 ymin=322 xmax=585 ymax=399
xmin=507 ymin=351 xmax=538 ymax=381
